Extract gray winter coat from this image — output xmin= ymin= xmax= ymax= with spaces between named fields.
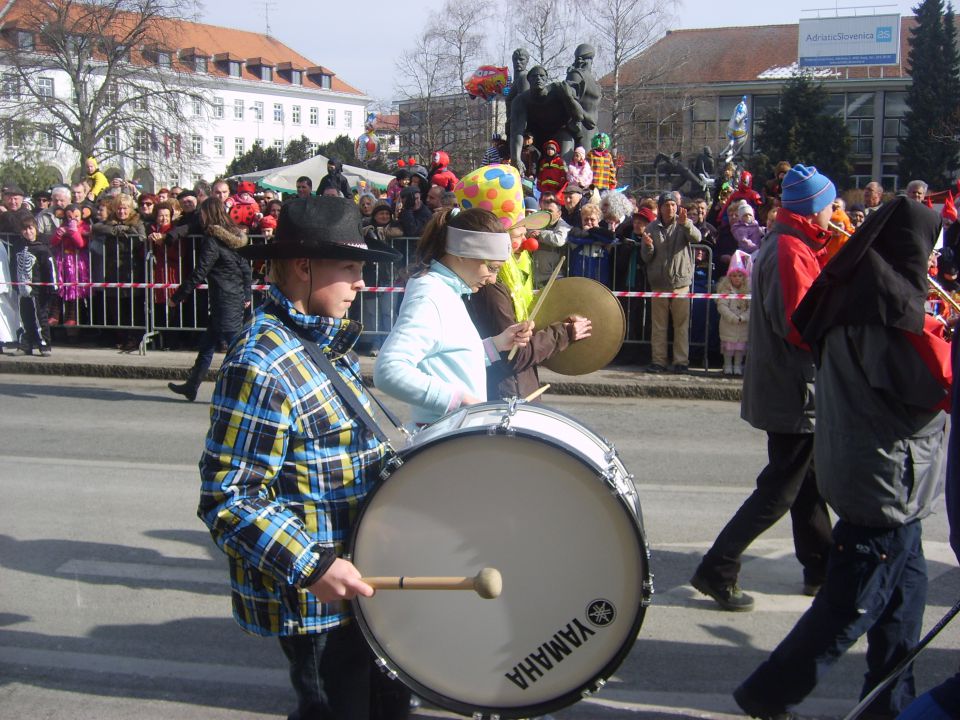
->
xmin=815 ymin=324 xmax=947 ymax=527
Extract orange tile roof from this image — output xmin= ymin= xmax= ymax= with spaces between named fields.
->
xmin=0 ymin=0 xmax=366 ymax=95
xmin=614 ymin=17 xmax=918 ymax=88
xmin=374 ymin=113 xmax=399 ymax=131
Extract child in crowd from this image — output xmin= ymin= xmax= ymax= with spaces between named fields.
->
xmin=373 ymin=207 xmax=533 ymax=426
xmin=13 ymin=216 xmax=56 ymax=355
xmin=731 ymin=201 xmax=764 ymax=254
xmin=537 ymin=140 xmax=567 ymax=194
xmin=566 ymin=146 xmax=593 ymax=189
xmin=51 ymin=203 xmax=91 ymax=326
xmin=824 ymin=197 xmax=856 ymax=262
xmin=587 ymin=133 xmax=616 ymax=190
xmin=716 ymin=250 xmax=751 ymax=376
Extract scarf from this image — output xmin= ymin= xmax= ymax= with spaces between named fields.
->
xmin=498 ymin=250 xmax=535 ymax=321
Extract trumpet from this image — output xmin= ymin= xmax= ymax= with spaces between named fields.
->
xmin=827 ymin=222 xmax=960 ymax=315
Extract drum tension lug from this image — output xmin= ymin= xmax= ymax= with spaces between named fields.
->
xmin=379 ymin=452 xmax=404 ymax=480
xmin=583 ymin=677 xmax=606 ymax=698
xmin=374 ymin=657 xmax=399 ymax=680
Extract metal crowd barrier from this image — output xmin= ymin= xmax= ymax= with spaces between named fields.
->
xmin=1 ymin=231 xmax=721 ymax=368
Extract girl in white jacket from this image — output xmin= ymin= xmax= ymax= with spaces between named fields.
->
xmin=716 ymin=250 xmax=751 ymax=376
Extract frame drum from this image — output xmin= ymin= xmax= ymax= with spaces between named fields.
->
xmin=350 ymin=401 xmax=652 ymax=719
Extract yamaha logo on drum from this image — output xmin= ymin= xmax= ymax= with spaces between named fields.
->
xmin=503 ymin=599 xmax=618 ymax=690
xmin=586 ymin=598 xmax=616 ymax=627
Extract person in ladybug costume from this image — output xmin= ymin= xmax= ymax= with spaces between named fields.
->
xmin=228 ymin=181 xmax=263 ymax=230
xmin=428 ymin=150 xmax=459 ymax=191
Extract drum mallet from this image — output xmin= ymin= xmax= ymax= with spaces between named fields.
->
xmin=363 ymin=567 xmax=503 ymax=599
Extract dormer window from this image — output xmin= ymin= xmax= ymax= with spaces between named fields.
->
xmin=290 ymin=70 xmax=301 ymax=85
xmin=227 ymin=61 xmax=240 ymax=77
xmin=156 ymin=50 xmax=171 ymax=68
xmin=319 ymin=74 xmax=331 ymax=89
xmin=307 ymin=67 xmax=333 ymax=89
xmin=17 ymin=30 xmax=34 ymax=50
xmin=195 ymin=56 xmax=207 ymax=73
xmin=261 ymin=65 xmax=272 ymax=81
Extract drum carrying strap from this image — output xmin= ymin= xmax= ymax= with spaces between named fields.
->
xmin=270 ymin=305 xmax=404 ymax=446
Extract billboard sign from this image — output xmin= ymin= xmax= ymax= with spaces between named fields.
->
xmin=798 ymin=15 xmax=900 ymax=67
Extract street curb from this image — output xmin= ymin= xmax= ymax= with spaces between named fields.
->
xmin=0 ymin=358 xmax=743 ymax=401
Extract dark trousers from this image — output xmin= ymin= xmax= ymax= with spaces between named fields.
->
xmin=278 ymin=623 xmax=410 ymax=720
xmin=699 ymin=432 xmax=832 ymax=586
xmin=19 ymin=294 xmax=51 ymax=350
xmin=184 ymin=327 xmax=236 ymax=391
xmin=739 ymin=520 xmax=927 ymax=718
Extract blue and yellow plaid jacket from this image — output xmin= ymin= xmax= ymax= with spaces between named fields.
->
xmin=198 ymin=285 xmax=387 ymax=637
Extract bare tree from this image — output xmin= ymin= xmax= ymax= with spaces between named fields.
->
xmin=395 ymin=0 xmax=497 ymax=172
xmin=509 ymin=0 xmax=575 ymax=80
xmin=576 ymin=0 xmax=675 ymax=150
xmin=0 ymin=0 xmax=205 ymax=175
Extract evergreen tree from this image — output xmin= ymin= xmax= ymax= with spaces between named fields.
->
xmin=224 ymin=141 xmax=282 ymax=176
xmin=315 ymin=135 xmax=357 ymax=164
xmin=899 ymin=0 xmax=960 ymax=186
xmin=283 ymin=135 xmax=317 ymax=165
xmin=754 ymin=75 xmax=852 ymax=186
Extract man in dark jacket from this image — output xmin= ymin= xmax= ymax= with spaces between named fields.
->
xmin=734 ymin=197 xmax=952 ymax=720
xmin=691 ymin=164 xmax=834 ymax=612
xmin=0 ymin=184 xmax=32 ymax=236
xmin=397 ymin=186 xmax=432 ymax=238
xmin=317 ymin=159 xmax=351 ymax=198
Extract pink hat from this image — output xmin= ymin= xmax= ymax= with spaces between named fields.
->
xmin=728 ymin=249 xmax=752 ymax=276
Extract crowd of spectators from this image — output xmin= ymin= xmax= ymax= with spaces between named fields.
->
xmin=0 ymin=149 xmax=947 ymax=369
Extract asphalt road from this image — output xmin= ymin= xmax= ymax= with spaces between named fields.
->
xmin=0 ymin=376 xmax=956 ymax=720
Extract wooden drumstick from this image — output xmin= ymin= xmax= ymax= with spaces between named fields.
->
xmin=363 ymin=567 xmax=503 ymax=599
xmin=507 ymin=257 xmax=565 ymax=362
xmin=523 ymin=383 xmax=550 ymax=402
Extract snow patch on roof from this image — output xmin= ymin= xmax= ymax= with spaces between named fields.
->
xmin=756 ymin=62 xmax=841 ymax=80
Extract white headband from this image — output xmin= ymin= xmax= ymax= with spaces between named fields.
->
xmin=446 ymin=226 xmax=511 ymax=262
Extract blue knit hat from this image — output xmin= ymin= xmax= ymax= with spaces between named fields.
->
xmin=780 ymin=164 xmax=836 ymax=216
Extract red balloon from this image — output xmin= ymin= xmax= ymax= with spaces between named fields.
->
xmin=366 ymin=140 xmax=377 ymax=153
xmin=521 ymin=237 xmax=539 ymax=252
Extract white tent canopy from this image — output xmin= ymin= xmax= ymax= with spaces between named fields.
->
xmin=235 ymin=154 xmax=395 ymax=195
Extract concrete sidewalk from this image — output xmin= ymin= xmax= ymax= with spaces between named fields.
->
xmin=0 ymin=345 xmax=743 ymax=401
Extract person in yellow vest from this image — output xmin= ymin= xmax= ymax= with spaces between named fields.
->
xmin=458 ymin=165 xmax=592 ymax=399
xmin=84 ymin=157 xmax=109 ymax=199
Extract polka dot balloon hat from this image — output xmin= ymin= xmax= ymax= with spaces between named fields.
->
xmin=454 ymin=165 xmax=525 ymax=229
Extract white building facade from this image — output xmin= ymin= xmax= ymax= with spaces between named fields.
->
xmin=0 ymin=3 xmax=369 ymax=191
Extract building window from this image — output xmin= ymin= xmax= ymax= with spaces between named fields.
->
xmin=105 ymin=82 xmax=119 ymax=105
xmin=37 ymin=77 xmax=54 ymax=97
xmin=273 ymin=103 xmax=283 ymax=122
xmin=308 ymin=142 xmax=318 ymax=155
xmin=261 ymin=66 xmax=272 ymax=81
xmin=16 ymin=31 xmax=34 ymax=51
xmin=213 ymin=136 xmax=224 ymax=156
xmin=156 ymin=50 xmax=171 ymax=68
xmin=291 ymin=105 xmax=301 ymax=124
xmin=104 ymin=127 xmax=119 ymax=152
xmin=344 ymin=110 xmax=352 ymax=129
xmin=1 ymin=73 xmax=19 ymax=99
xmin=309 ymin=106 xmax=318 ymax=125
xmin=290 ymin=70 xmax=302 ymax=86
xmin=194 ymin=56 xmax=207 ymax=73
xmin=192 ymin=97 xmax=202 ymax=116
xmin=318 ymin=74 xmax=332 ymax=89
xmin=234 ymin=137 xmax=245 ymax=156
xmin=191 ymin=134 xmax=202 ymax=155
xmin=134 ymin=129 xmax=149 ymax=153
xmin=273 ymin=139 xmax=283 ymax=153
xmin=234 ymin=99 xmax=244 ymax=120
xmin=38 ymin=126 xmax=56 ymax=150
xmin=227 ymin=61 xmax=241 ymax=78
xmin=327 ymin=108 xmax=335 ymax=127
xmin=252 ymin=101 xmax=264 ymax=121
xmin=133 ymin=95 xmax=148 ymax=111
xmin=212 ymin=96 xmax=223 ymax=119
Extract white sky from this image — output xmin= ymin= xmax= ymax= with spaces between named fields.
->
xmin=197 ymin=0 xmax=923 ymax=105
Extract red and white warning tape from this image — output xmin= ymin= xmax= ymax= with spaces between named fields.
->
xmin=0 ymin=281 xmax=751 ymax=300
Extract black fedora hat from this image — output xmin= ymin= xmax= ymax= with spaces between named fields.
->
xmin=239 ymin=196 xmax=401 ymax=262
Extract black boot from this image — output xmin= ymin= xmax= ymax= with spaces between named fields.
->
xmin=167 ymin=381 xmax=197 ymax=402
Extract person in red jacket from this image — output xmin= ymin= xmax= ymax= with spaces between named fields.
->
xmin=228 ymin=181 xmax=263 ymax=230
xmin=719 ymin=170 xmax=763 ymax=227
xmin=537 ymin=139 xmax=567 ymax=194
xmin=691 ymin=164 xmax=836 ymax=612
xmin=428 ymin=150 xmax=459 ymax=191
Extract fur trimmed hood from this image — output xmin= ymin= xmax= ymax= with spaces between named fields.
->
xmin=208 ymin=224 xmax=248 ymax=249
